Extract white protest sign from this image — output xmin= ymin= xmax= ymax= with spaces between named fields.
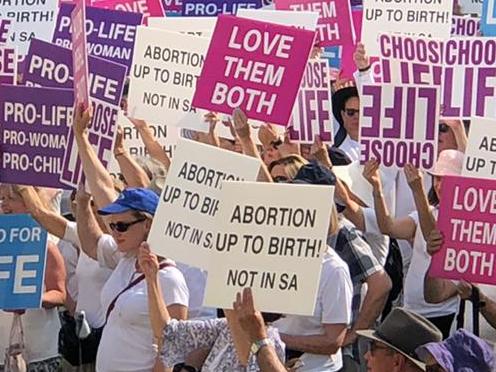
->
xmin=128 ymin=26 xmax=210 ymax=130
xmin=147 ymin=138 xmax=261 ymax=268
xmin=204 ymin=181 xmax=334 ymax=316
xmin=236 ymin=8 xmax=319 ymax=29
xmin=108 ymin=111 xmax=180 ymax=178
xmin=462 ymin=117 xmax=496 ymax=179
xmin=362 ymin=0 xmax=452 ymax=55
xmin=148 ymin=16 xmax=216 ymax=36
xmin=0 ymin=0 xmax=58 ymax=56
xmin=459 ymin=0 xmax=483 ymax=15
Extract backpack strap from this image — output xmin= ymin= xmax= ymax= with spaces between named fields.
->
xmin=105 ymin=261 xmax=173 ymax=323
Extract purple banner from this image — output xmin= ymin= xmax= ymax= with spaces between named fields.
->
xmin=182 ymin=0 xmax=262 ymax=16
xmin=0 ymin=85 xmax=73 ymax=188
xmin=288 ymin=60 xmax=333 ymax=143
xmin=0 ymin=45 xmax=17 ymax=85
xmin=0 ymin=19 xmax=11 ymax=43
xmin=24 ymin=39 xmax=127 ymax=188
xmin=359 ymin=84 xmax=439 ymax=170
xmin=52 ymin=4 xmax=142 ymax=70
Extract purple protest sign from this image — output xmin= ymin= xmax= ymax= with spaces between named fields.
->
xmin=0 ymin=85 xmax=73 ymax=188
xmin=0 ymin=46 xmax=17 ymax=85
xmin=24 ymin=39 xmax=127 ymax=188
xmin=275 ymin=0 xmax=355 ymax=47
xmin=72 ymin=0 xmax=90 ymax=108
xmin=182 ymin=0 xmax=262 ymax=16
xmin=52 ymin=4 xmax=143 ymax=70
xmin=162 ymin=0 xmax=182 ymax=12
xmin=430 ymin=176 xmax=496 ymax=285
xmin=359 ymin=84 xmax=439 ymax=170
xmin=288 ymin=60 xmax=333 ymax=143
xmin=451 ymin=16 xmax=480 ymax=36
xmin=0 ymin=19 xmax=11 ymax=43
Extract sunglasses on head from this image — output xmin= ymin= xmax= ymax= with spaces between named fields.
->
xmin=343 ymin=108 xmax=360 ymax=117
xmin=439 ymin=123 xmax=449 ymax=133
xmin=109 ymin=217 xmax=146 ymax=233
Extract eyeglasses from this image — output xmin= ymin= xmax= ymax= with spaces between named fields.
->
xmin=273 ymin=176 xmax=290 ymax=183
xmin=426 ymin=364 xmax=444 ymax=372
xmin=109 ymin=217 xmax=146 ymax=233
xmin=343 ymin=108 xmax=360 ymax=117
xmin=438 ymin=123 xmax=449 ymax=133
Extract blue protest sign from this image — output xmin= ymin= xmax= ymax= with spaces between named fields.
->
xmin=0 ymin=214 xmax=48 ymax=310
xmin=182 ymin=0 xmax=262 ymax=16
xmin=482 ymin=0 xmax=496 ymax=35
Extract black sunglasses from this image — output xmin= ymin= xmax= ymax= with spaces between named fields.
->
xmin=438 ymin=123 xmax=449 ymax=133
xmin=109 ymin=217 xmax=146 ymax=233
xmin=343 ymin=108 xmax=359 ymax=117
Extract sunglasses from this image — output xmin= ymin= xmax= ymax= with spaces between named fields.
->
xmin=109 ymin=217 xmax=146 ymax=233
xmin=343 ymin=108 xmax=360 ymax=117
xmin=438 ymin=123 xmax=450 ymax=133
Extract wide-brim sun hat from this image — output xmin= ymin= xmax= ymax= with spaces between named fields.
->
xmin=429 ymin=149 xmax=464 ymax=177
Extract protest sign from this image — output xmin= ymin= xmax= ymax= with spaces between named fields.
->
xmin=192 ymin=15 xmax=314 ymax=126
xmin=52 ymin=4 xmax=143 ymax=70
xmin=203 ymin=181 xmax=334 ymax=315
xmin=275 ymin=0 xmax=354 ymax=47
xmin=237 ymin=8 xmax=319 ymax=30
xmin=0 ymin=85 xmax=73 ymax=188
xmin=0 ymin=19 xmax=11 ymax=43
xmin=288 ymin=59 xmax=333 ymax=143
xmin=460 ymin=0 xmax=482 ymax=15
xmin=107 ymin=111 xmax=179 ymax=178
xmin=23 ymin=39 xmax=127 ymax=188
xmin=452 ymin=15 xmax=480 ymax=36
xmin=148 ymin=16 xmax=215 ymax=35
xmin=0 ymin=45 xmax=17 ymax=85
xmin=182 ymin=0 xmax=262 ymax=16
xmin=92 ymin=0 xmax=165 ymax=25
xmin=161 ymin=0 xmax=181 ymax=11
xmin=0 ymin=214 xmax=48 ymax=310
xmin=482 ymin=0 xmax=496 ymax=35
xmin=128 ymin=26 xmax=210 ymax=128
xmin=462 ymin=117 xmax=496 ymax=179
xmin=429 ymin=176 xmax=496 ymax=286
xmin=147 ymin=138 xmax=260 ymax=268
xmin=362 ymin=0 xmax=452 ymax=55
xmin=0 ymin=0 xmax=58 ymax=56
xmin=72 ymin=0 xmax=90 ymax=109
xmin=359 ymin=84 xmax=439 ymax=170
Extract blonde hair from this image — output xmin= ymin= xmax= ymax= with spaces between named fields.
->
xmin=268 ymin=154 xmax=309 ymax=179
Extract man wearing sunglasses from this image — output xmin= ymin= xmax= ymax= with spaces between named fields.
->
xmin=357 ymin=308 xmax=442 ymax=372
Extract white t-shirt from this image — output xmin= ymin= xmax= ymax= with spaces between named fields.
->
xmin=95 ymin=235 xmax=189 ymax=372
xmin=405 ymin=211 xmax=459 ymax=318
xmin=338 ymin=136 xmax=360 ymax=162
xmin=273 ymin=248 xmax=353 ymax=372
xmin=363 ymin=208 xmax=390 ymax=266
xmin=58 ymin=239 xmax=79 ymax=302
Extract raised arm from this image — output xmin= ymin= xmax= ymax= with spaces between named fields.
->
xmin=15 ymin=186 xmax=68 ymax=239
xmin=73 ymin=103 xmax=118 ymax=208
xmin=130 ymin=118 xmax=171 ymax=170
xmin=363 ymin=159 xmax=416 ymax=240
xmin=75 ymin=184 xmax=103 ymax=260
xmin=114 ymin=125 xmax=150 ymax=188
xmin=42 ymin=241 xmax=67 ymax=308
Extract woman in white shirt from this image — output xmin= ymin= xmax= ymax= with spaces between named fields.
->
xmin=363 ymin=150 xmax=465 ymax=338
xmin=75 ymin=186 xmax=189 ymax=372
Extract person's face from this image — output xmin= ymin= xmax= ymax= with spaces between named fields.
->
xmin=106 ymin=211 xmax=151 ymax=253
xmin=433 ymin=176 xmax=443 ymax=202
xmin=300 ymin=144 xmax=312 ymax=161
xmin=0 ymin=185 xmax=27 ymax=214
xmin=364 ymin=341 xmax=399 ymax=372
xmin=438 ymin=122 xmax=457 ymax=154
xmin=341 ymin=96 xmax=360 ymax=140
xmin=262 ymin=147 xmax=281 ymax=166
xmin=270 ymin=164 xmax=290 ymax=183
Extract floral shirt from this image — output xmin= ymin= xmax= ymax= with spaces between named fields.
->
xmin=161 ymin=318 xmax=285 ymax=372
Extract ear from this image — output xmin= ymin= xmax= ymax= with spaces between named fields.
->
xmin=144 ymin=218 xmax=153 ymax=230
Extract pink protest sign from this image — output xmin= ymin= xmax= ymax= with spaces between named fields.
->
xmin=192 ymin=15 xmax=314 ymax=126
xmin=359 ymin=84 xmax=439 ymax=170
xmin=275 ymin=0 xmax=354 ymax=47
xmin=288 ymin=59 xmax=333 ymax=143
xmin=430 ymin=176 xmax=496 ymax=285
xmin=71 ymin=0 xmax=90 ymax=109
xmin=92 ymin=0 xmax=165 ymax=25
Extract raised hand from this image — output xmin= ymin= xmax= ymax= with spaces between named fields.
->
xmin=73 ymin=102 xmax=92 ymax=138
xmin=138 ymin=242 xmax=159 ymax=279
xmin=232 ymin=288 xmax=267 ymax=343
xmin=362 ymin=159 xmax=381 ymax=190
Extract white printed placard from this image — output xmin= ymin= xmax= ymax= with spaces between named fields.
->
xmin=148 ymin=16 xmax=216 ymax=36
xmin=462 ymin=117 xmax=496 ymax=179
xmin=362 ymin=0 xmax=452 ymax=55
xmin=147 ymin=138 xmax=261 ymax=268
xmin=128 ymin=26 xmax=210 ymax=128
xmin=204 ymin=181 xmax=334 ymax=316
xmin=237 ymin=8 xmax=319 ymax=30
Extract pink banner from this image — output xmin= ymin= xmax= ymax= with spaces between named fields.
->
xmin=71 ymin=0 xmax=90 ymax=109
xmin=192 ymin=15 xmax=314 ymax=126
xmin=275 ymin=0 xmax=354 ymax=47
xmin=430 ymin=176 xmax=496 ymax=285
xmin=92 ymin=0 xmax=165 ymax=24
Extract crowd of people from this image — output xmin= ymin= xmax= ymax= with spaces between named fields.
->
xmin=1 ymin=6 xmax=496 ymax=372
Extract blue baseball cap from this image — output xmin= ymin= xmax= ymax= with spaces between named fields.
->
xmin=98 ymin=188 xmax=159 ymax=216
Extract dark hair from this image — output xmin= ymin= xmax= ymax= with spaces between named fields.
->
xmin=428 ymin=177 xmax=439 ymax=206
